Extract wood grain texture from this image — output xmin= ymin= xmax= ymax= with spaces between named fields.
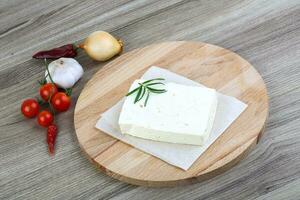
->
xmin=74 ymin=41 xmax=268 ymax=186
xmin=0 ymin=0 xmax=300 ymax=199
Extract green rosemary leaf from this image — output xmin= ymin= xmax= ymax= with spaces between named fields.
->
xmin=147 ymin=87 xmax=167 ymax=92
xmin=126 ymin=86 xmax=141 ymax=96
xmin=148 ymin=90 xmax=167 ymax=94
xmin=137 ymin=86 xmax=146 ymax=102
xmin=144 ymin=91 xmax=150 ymax=106
xmin=151 ymin=91 xmax=167 ymax=94
xmin=145 ymin=82 xmax=165 ymax=87
xmin=134 ymin=87 xmax=143 ymax=103
xmin=142 ymin=78 xmax=165 ymax=85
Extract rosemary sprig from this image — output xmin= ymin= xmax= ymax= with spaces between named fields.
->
xmin=126 ymin=78 xmax=167 ymax=106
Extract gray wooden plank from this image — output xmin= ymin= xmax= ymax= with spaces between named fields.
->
xmin=0 ymin=0 xmax=184 ymax=71
xmin=255 ymin=179 xmax=300 ymax=200
xmin=0 ymin=0 xmax=300 ymax=199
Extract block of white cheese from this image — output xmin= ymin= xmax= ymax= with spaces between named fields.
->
xmin=118 ymin=79 xmax=218 ymax=145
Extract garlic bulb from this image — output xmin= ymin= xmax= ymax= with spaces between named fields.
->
xmin=45 ymin=58 xmax=84 ymax=88
xmin=79 ymin=31 xmax=123 ymax=61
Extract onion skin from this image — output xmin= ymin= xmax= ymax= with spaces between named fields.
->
xmin=80 ymin=31 xmax=123 ymax=61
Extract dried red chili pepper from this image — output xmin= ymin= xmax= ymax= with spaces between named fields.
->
xmin=47 ymin=124 xmax=58 ymax=155
xmin=33 ymin=44 xmax=77 ymax=59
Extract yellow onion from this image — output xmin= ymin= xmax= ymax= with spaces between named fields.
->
xmin=79 ymin=31 xmax=123 ymax=61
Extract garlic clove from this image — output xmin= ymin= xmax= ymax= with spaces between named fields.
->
xmin=67 ymin=59 xmax=84 ymax=81
xmin=53 ymin=70 xmax=76 ymax=89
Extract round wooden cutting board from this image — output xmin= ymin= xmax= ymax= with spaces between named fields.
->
xmin=74 ymin=41 xmax=268 ymax=187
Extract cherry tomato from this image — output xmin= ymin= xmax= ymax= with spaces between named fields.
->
xmin=40 ymin=83 xmax=58 ymax=101
xmin=51 ymin=92 xmax=71 ymax=112
xmin=21 ymin=99 xmax=40 ymax=118
xmin=37 ymin=110 xmax=54 ymax=127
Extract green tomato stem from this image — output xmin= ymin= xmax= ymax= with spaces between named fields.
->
xmin=44 ymin=58 xmax=56 ymax=116
xmin=44 ymin=58 xmax=55 ymax=84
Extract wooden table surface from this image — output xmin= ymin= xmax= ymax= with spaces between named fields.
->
xmin=1 ymin=0 xmax=299 ymax=199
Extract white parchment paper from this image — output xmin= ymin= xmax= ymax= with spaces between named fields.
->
xmin=95 ymin=66 xmax=248 ymax=170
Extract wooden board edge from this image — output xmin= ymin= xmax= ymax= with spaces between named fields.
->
xmin=77 ymin=132 xmax=261 ymax=187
